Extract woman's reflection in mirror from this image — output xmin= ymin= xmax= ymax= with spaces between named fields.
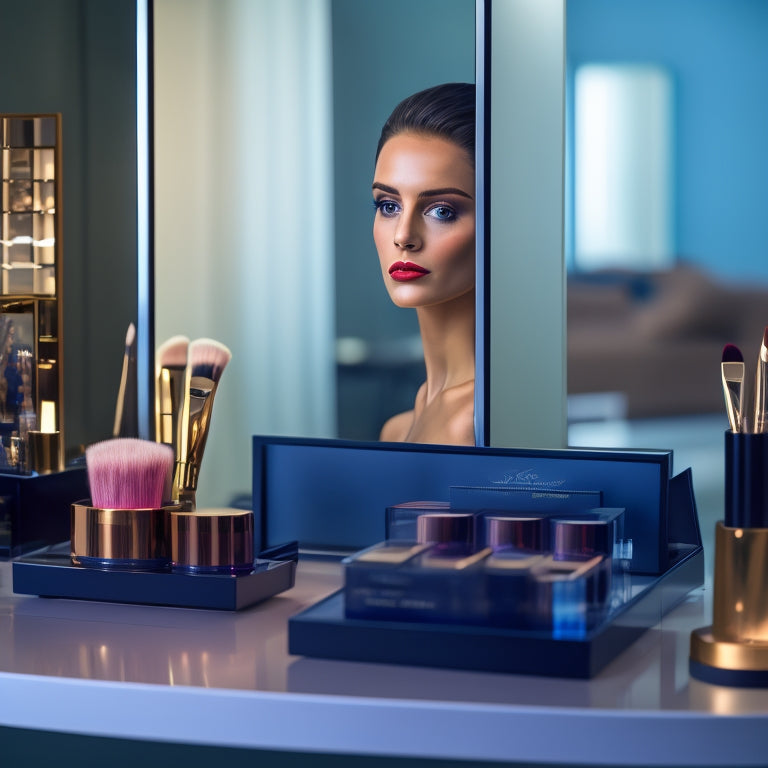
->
xmin=372 ymin=83 xmax=476 ymax=446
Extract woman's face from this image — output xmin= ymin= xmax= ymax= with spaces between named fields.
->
xmin=372 ymin=132 xmax=475 ymax=309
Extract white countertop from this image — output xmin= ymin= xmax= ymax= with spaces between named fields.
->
xmin=1 ymin=552 xmax=767 ymax=766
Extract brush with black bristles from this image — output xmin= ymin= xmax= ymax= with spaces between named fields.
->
xmin=155 ymin=335 xmax=190 ymax=461
xmin=86 ymin=437 xmax=175 ymax=510
xmin=173 ymin=338 xmax=232 ymax=508
xmin=113 ymin=322 xmax=138 ymax=438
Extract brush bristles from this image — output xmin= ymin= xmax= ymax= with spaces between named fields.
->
xmin=722 ymin=343 xmax=743 ymax=364
xmin=125 ymin=322 xmax=136 ymax=348
xmin=188 ymin=338 xmax=232 ymax=382
xmin=157 ymin=335 xmax=189 ymax=369
xmin=86 ymin=438 xmax=174 ymax=509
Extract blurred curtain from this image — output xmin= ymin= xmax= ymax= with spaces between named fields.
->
xmin=154 ymin=0 xmax=335 ymax=506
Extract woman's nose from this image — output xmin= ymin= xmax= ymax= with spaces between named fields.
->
xmin=393 ymin=210 xmax=422 ymax=251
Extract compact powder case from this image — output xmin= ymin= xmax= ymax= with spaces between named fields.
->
xmin=71 ymin=501 xmax=181 ymax=571
xmin=170 ymin=508 xmax=254 ymax=575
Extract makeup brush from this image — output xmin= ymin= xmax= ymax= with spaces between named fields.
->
xmin=86 ymin=437 xmax=175 ymax=510
xmin=113 ymin=322 xmax=138 ymax=438
xmin=173 ymin=338 xmax=232 ymax=508
xmin=753 ymin=327 xmax=768 ymax=434
xmin=722 ymin=343 xmax=745 ymax=434
xmin=155 ymin=335 xmax=190 ymax=454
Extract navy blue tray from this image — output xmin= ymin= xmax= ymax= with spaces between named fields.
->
xmin=288 ymin=546 xmax=704 ymax=678
xmin=12 ymin=542 xmax=297 ymax=611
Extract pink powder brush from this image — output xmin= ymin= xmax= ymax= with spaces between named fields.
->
xmin=173 ymin=338 xmax=232 ymax=508
xmin=86 ymin=437 xmax=175 ymax=509
xmin=73 ymin=438 xmax=177 ymax=570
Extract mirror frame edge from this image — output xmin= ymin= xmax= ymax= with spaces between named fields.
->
xmin=136 ymin=0 xmax=154 ymax=441
xmin=475 ymin=0 xmax=490 ymax=447
xmin=487 ymin=0 xmax=567 ymax=449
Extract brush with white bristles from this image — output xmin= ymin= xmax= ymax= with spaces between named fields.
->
xmin=173 ymin=338 xmax=232 ymax=507
xmin=155 ymin=335 xmax=189 ymax=458
xmin=113 ymin=322 xmax=138 ymax=438
xmin=86 ymin=437 xmax=175 ymax=510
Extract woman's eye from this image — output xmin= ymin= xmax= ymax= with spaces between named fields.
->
xmin=426 ymin=205 xmax=456 ymax=222
xmin=374 ymin=200 xmax=400 ymax=217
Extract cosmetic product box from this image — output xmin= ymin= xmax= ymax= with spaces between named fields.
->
xmin=345 ymin=506 xmax=625 ymax=629
xmin=0 ymin=465 xmax=89 ymax=558
xmin=248 ymin=436 xmax=704 ymax=678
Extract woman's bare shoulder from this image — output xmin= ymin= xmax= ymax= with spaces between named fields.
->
xmin=379 ymin=410 xmax=414 ymax=442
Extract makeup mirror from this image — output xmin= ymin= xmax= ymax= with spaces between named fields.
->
xmin=0 ymin=0 xmax=570 ymax=509
xmin=0 ymin=0 xmax=150 ymax=460
xmin=153 ymin=0 xmax=495 ymax=507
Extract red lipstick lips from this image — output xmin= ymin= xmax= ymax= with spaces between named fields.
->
xmin=389 ymin=261 xmax=430 ymax=282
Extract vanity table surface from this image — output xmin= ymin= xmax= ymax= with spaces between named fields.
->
xmin=1 ymin=553 xmax=767 ymax=767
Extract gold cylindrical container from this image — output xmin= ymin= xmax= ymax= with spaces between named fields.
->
xmin=71 ymin=501 xmax=178 ymax=571
xmin=170 ymin=508 xmax=254 ymax=575
xmin=712 ymin=522 xmax=768 ymax=643
xmin=28 ymin=430 xmax=63 ymax=474
xmin=690 ymin=523 xmax=768 ymax=685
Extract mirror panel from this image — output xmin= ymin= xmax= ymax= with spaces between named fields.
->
xmin=154 ymin=0 xmax=476 ymax=507
xmin=0 ymin=0 xmax=144 ymax=459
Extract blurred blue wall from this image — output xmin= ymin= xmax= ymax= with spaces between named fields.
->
xmin=568 ymin=0 xmax=768 ymax=284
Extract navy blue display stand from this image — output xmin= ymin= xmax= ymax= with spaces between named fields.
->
xmin=12 ymin=542 xmax=297 ymax=611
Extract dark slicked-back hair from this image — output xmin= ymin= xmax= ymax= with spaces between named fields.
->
xmin=375 ymin=82 xmax=476 ymax=167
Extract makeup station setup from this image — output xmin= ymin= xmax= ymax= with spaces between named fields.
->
xmin=2 ymin=1 xmax=768 ymax=766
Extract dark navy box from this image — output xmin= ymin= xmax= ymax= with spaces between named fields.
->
xmin=0 ymin=466 xmax=89 ymax=558
xmin=252 ymin=436 xmax=691 ymax=574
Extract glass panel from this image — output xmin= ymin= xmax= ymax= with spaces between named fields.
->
xmin=33 ymin=213 xmax=55 ymax=266
xmin=7 ymin=180 xmax=33 ymax=212
xmin=33 ymin=180 xmax=55 ymax=212
xmin=33 ymin=148 xmax=55 ymax=180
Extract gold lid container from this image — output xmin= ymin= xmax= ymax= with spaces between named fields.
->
xmin=71 ymin=501 xmax=177 ymax=571
xmin=170 ymin=508 xmax=254 ymax=575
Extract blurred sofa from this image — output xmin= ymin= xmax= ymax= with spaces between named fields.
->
xmin=567 ymin=264 xmax=768 ymax=419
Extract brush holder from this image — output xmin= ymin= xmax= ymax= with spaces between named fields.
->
xmin=690 ymin=431 xmax=768 ymax=686
xmin=71 ymin=500 xmax=181 ymax=571
xmin=724 ymin=430 xmax=768 ymax=528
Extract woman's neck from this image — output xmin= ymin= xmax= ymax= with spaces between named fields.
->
xmin=416 ymin=289 xmax=476 ymax=402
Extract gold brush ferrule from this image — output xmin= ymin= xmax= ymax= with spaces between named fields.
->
xmin=156 ymin=366 xmax=187 ymax=451
xmin=172 ymin=376 xmax=219 ymax=503
xmin=690 ymin=523 xmax=768 ymax=680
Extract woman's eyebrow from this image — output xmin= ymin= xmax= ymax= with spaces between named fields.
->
xmin=372 ymin=182 xmax=399 ymax=194
xmin=418 ymin=187 xmax=474 ymax=200
xmin=372 ymin=182 xmax=473 ymax=201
